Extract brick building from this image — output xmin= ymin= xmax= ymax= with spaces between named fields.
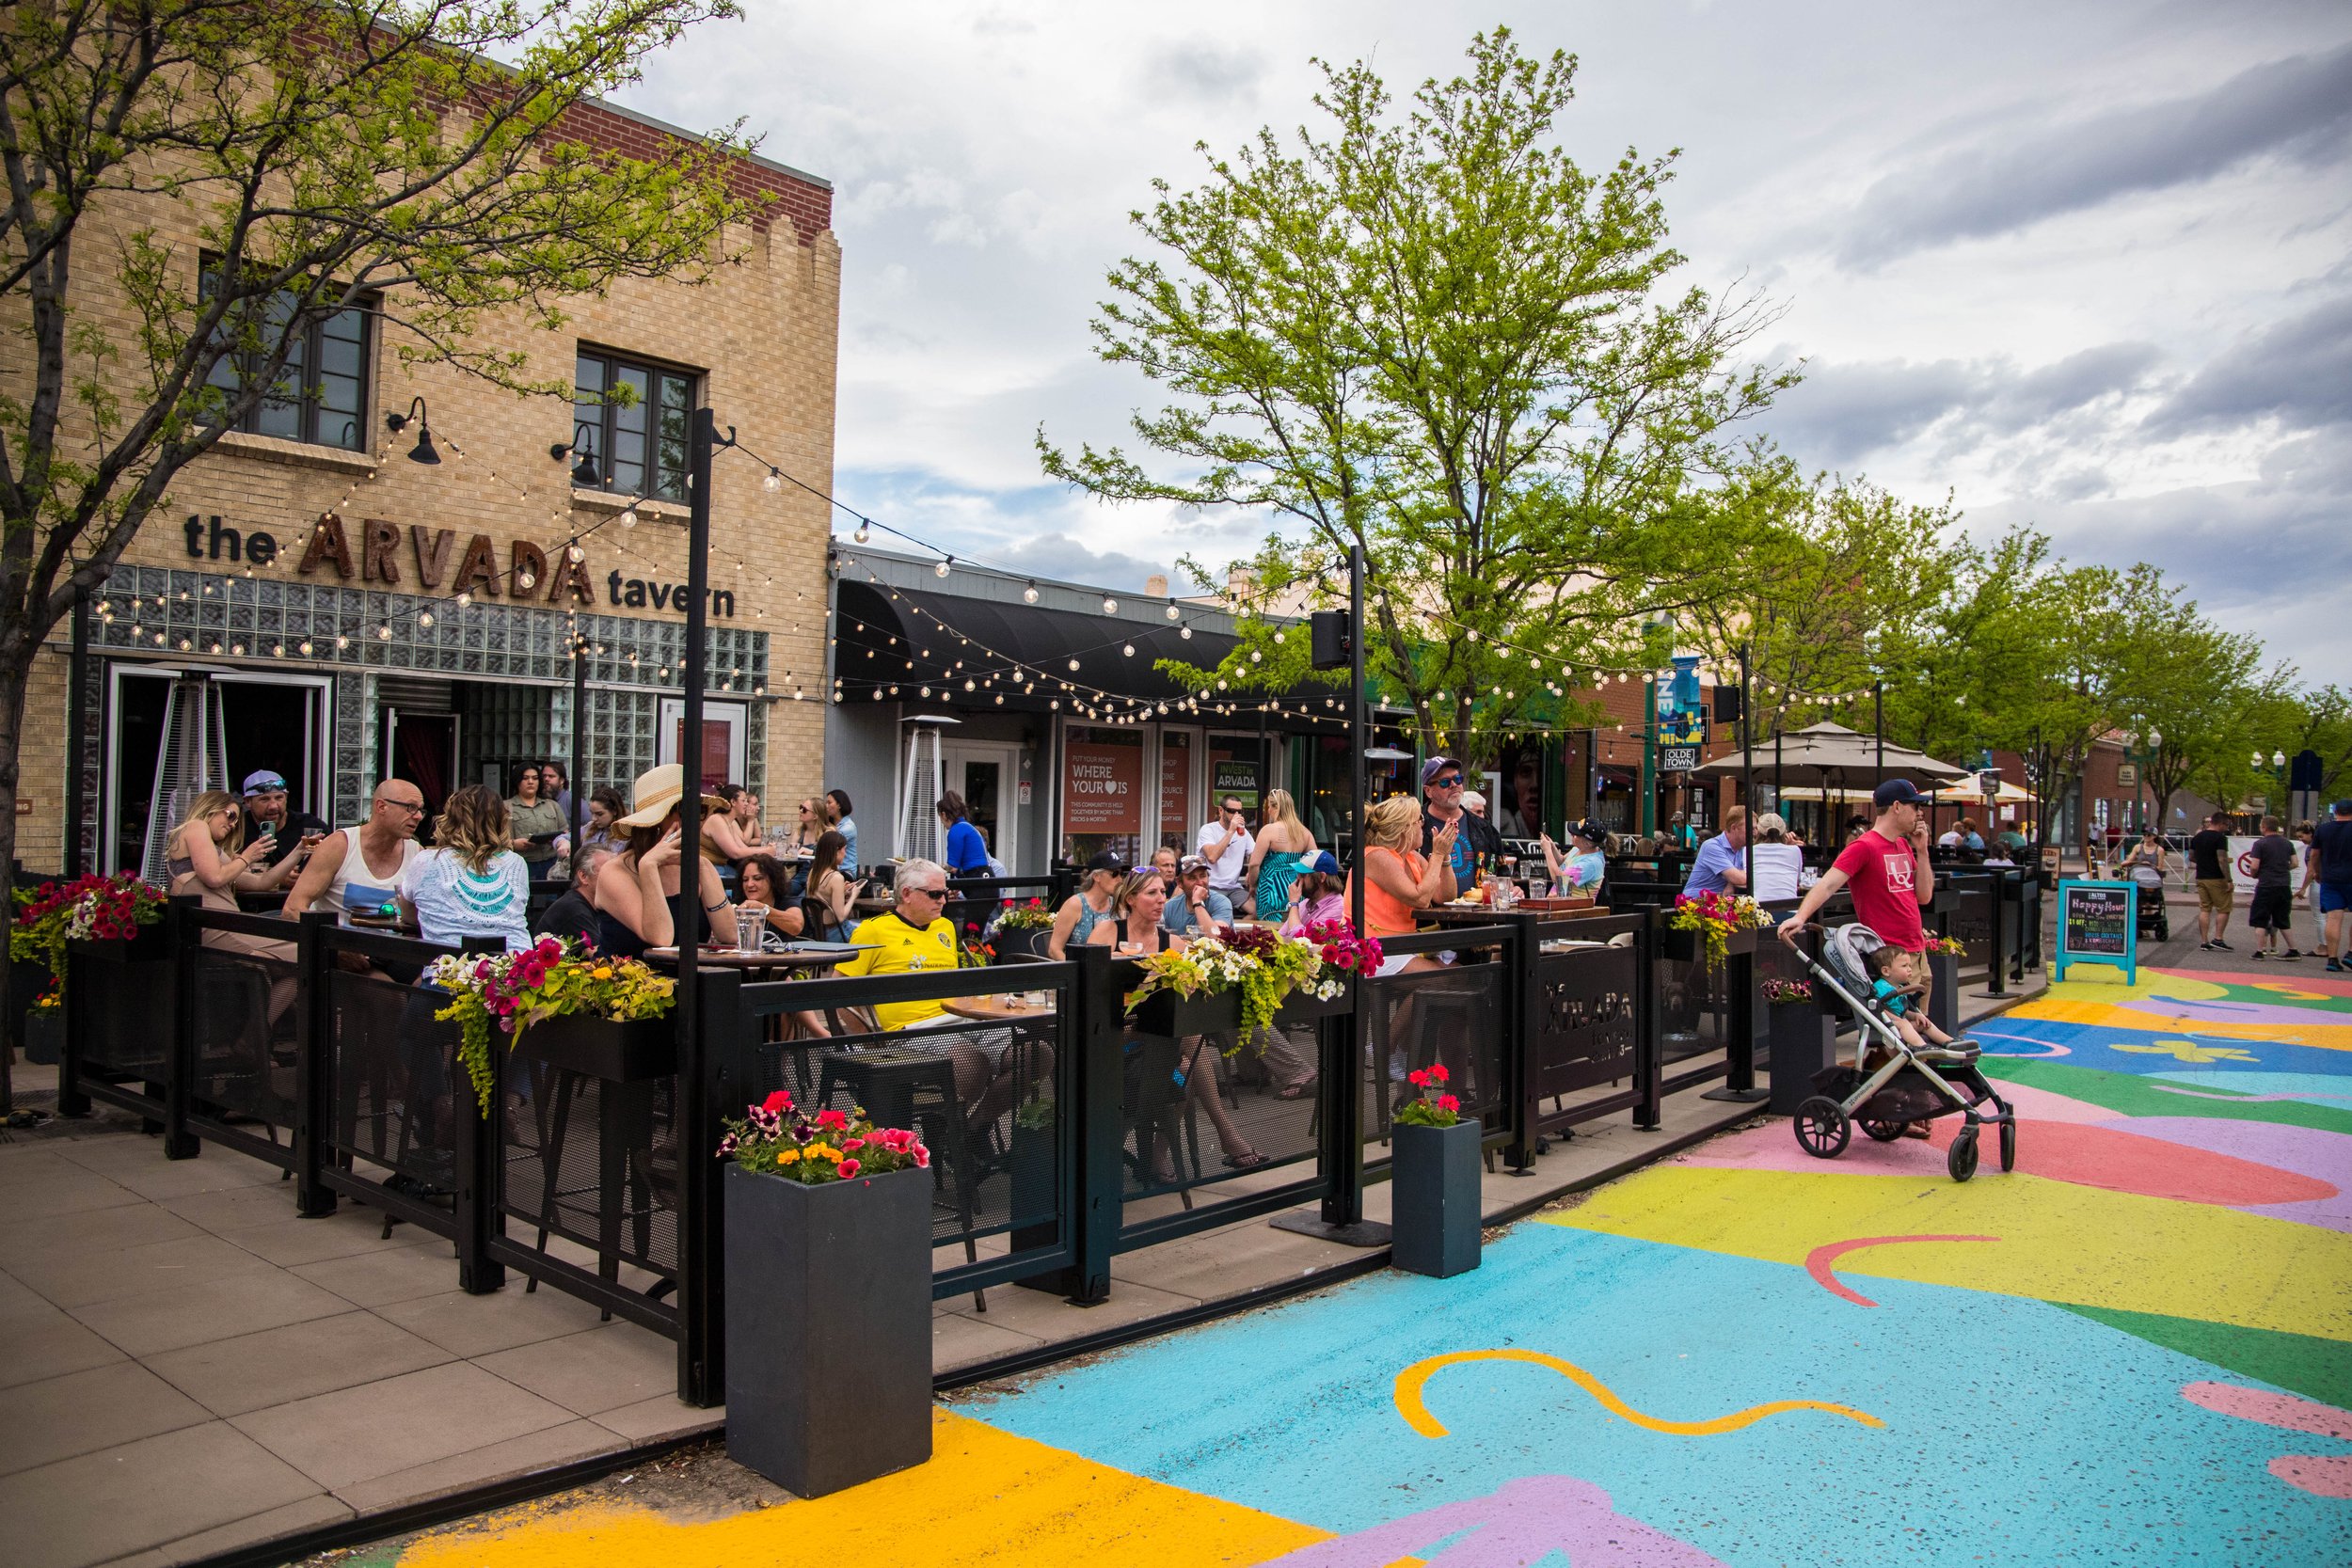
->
xmin=12 ymin=101 xmax=838 ymax=879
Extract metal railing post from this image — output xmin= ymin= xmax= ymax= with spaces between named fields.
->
xmin=1505 ymin=912 xmax=1543 ymax=1172
xmin=679 ymin=964 xmax=747 ymax=1407
xmin=162 ymin=895 xmax=200 ymax=1159
xmin=1633 ymin=911 xmax=1662 ymax=1130
xmin=292 ymin=912 xmax=337 ymax=1218
xmin=1316 ymin=974 xmax=1367 ymax=1227
xmin=452 ymin=938 xmax=506 ymax=1297
xmin=1982 ymin=869 xmax=2009 ymax=997
xmin=1059 ymin=943 xmax=1123 ymax=1305
xmin=56 ymin=941 xmax=89 ymax=1117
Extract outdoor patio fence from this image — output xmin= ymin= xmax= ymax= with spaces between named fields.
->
xmin=56 ymin=895 xmax=1844 ymax=1405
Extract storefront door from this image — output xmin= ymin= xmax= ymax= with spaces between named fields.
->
xmin=942 ymin=742 xmax=1018 ymax=871
xmin=384 ymin=707 xmax=460 ymax=823
xmin=105 ymin=664 xmax=331 ymax=880
xmin=659 ymin=697 xmax=748 ymax=791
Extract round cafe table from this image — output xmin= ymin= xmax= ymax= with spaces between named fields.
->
xmin=941 ymin=993 xmax=1057 ymax=1023
xmin=641 ymin=945 xmax=862 ymax=977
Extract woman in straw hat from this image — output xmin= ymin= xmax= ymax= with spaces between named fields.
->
xmin=590 ymin=764 xmax=742 ymax=958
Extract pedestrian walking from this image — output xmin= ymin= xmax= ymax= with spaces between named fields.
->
xmin=2248 ymin=816 xmax=2301 ymax=959
xmin=2308 ymin=800 xmax=2352 ymax=973
xmin=2187 ymin=812 xmax=2234 ymax=951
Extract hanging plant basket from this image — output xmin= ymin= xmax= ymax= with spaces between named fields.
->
xmin=1129 ymin=987 xmax=1243 ymax=1038
xmin=1659 ymin=926 xmax=1758 ymax=965
xmin=1274 ymin=974 xmax=1354 ymax=1023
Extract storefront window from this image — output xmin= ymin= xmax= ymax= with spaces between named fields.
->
xmin=199 ymin=264 xmax=373 ymax=451
xmin=575 ymin=349 xmax=698 ymax=501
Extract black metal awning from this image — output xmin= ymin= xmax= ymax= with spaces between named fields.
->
xmin=834 ymin=580 xmax=1339 ymax=721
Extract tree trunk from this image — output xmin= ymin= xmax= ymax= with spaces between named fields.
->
xmin=0 ymin=657 xmax=26 ymax=1115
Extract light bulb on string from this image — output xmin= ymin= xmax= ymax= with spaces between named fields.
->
xmin=853 ymin=521 xmax=869 ymax=544
xmin=1023 ymin=583 xmax=1039 ymax=604
xmin=764 ymin=468 xmax=782 ymax=493
xmin=1102 ymin=596 xmax=1118 ymax=614
xmin=1165 ymin=602 xmax=1180 ymax=620
xmin=935 ymin=556 xmax=952 ymax=578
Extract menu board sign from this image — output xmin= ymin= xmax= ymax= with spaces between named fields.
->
xmin=2054 ymin=879 xmax=2137 ymax=985
xmin=1063 ymin=741 xmax=1143 ymax=833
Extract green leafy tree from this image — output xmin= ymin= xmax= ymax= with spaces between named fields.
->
xmin=1040 ymin=28 xmax=1796 ymax=767
xmin=0 ymin=0 xmax=752 ymax=1106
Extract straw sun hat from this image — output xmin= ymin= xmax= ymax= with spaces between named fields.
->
xmin=614 ymin=763 xmax=730 ymax=829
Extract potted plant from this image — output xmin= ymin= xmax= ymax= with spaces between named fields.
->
xmin=1660 ymin=891 xmax=1769 ymax=967
xmin=1922 ymin=933 xmax=1964 ymax=1039
xmin=1123 ymin=927 xmax=1346 ymax=1040
xmin=984 ymin=898 xmax=1056 ymax=960
xmin=21 ymin=982 xmax=63 ymax=1066
xmin=1276 ymin=917 xmax=1381 ymax=1023
xmin=17 ymin=874 xmax=168 ymax=987
xmin=719 ymin=1090 xmax=934 ymax=1497
xmin=1391 ymin=1063 xmax=1479 ymax=1278
xmin=426 ymin=937 xmax=676 ymax=1111
xmin=1761 ymin=977 xmax=1836 ymax=1117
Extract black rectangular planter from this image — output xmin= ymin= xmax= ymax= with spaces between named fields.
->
xmin=1127 ymin=986 xmax=1241 ymax=1038
xmin=1658 ymin=925 xmax=1759 ymax=965
xmin=21 ymin=1005 xmax=63 ymax=1066
xmin=67 ymin=924 xmax=170 ymax=966
xmin=723 ymin=1163 xmax=932 ymax=1497
xmin=1767 ymin=1004 xmax=1839 ymax=1117
xmin=1274 ymin=974 xmax=1354 ymax=1023
xmin=1926 ymin=952 xmax=1960 ymax=1040
xmin=512 ymin=1013 xmax=675 ymax=1083
xmin=1391 ymin=1119 xmax=1482 ymax=1278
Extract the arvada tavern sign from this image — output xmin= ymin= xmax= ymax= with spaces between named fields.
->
xmin=181 ymin=513 xmax=737 ymax=618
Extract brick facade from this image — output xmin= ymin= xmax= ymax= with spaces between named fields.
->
xmin=5 ymin=106 xmax=839 ymax=874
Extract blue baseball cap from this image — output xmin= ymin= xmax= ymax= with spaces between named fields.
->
xmin=1872 ymin=779 xmax=1926 ymax=809
xmin=1309 ymin=851 xmax=1340 ymax=876
xmin=241 ymin=770 xmax=289 ymax=796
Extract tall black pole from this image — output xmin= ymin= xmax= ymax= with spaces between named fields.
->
xmin=1348 ymin=546 xmax=1367 ymax=941
xmin=65 ymin=589 xmax=88 ymax=877
xmin=568 ymin=632 xmax=587 ymax=850
xmin=675 ymin=404 xmax=717 ymax=1401
xmin=1873 ymin=679 xmax=1884 ymax=790
xmin=1740 ymin=645 xmax=1752 ymax=888
xmin=1774 ymin=719 xmax=1784 ymax=850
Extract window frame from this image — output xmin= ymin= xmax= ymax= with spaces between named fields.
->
xmin=572 ymin=346 xmax=703 ymax=503
xmin=198 ymin=261 xmax=376 ymax=452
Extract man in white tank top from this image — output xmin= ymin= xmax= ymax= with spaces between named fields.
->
xmin=283 ymin=780 xmax=427 ymax=920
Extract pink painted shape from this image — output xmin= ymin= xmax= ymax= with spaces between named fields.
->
xmin=2164 ymin=968 xmax=2352 ymax=1001
xmin=2181 ymin=1383 xmax=2352 ymax=1499
xmin=2122 ymin=995 xmax=2352 ymax=1029
xmin=1804 ymin=1234 xmax=1999 ymax=1307
xmin=1263 ymin=1475 xmax=1729 ymax=1566
xmin=2183 ymin=1382 xmax=2352 ymax=1440
xmin=1686 ymin=1119 xmax=1948 ymax=1176
xmin=2148 ymin=1084 xmax=2352 ymax=1103
xmin=1923 ymin=1118 xmax=2333 ymax=1207
xmin=1974 ymin=1078 xmax=2116 ymax=1125
xmin=2093 ymin=1117 xmax=2351 ymax=1232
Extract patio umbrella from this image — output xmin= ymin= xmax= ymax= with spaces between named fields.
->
xmin=1693 ymin=721 xmax=1969 ymax=789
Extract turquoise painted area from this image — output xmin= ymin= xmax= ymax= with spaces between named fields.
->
xmin=1975 ymin=1016 xmax=2349 ymax=1080
xmin=974 ymin=1226 xmax=2351 ymax=1566
xmin=2152 ymin=1070 xmax=2352 ymax=1106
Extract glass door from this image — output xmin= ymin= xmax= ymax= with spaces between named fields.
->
xmin=943 ymin=742 xmax=1018 ymax=871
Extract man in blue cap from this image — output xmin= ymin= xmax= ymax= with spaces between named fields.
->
xmin=237 ymin=769 xmax=331 ymax=884
xmin=1421 ymin=754 xmax=1502 ymax=890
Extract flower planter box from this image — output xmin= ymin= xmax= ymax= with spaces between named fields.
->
xmin=990 ymin=927 xmax=1054 ymax=961
xmin=1009 ymin=1116 xmax=1058 ymax=1229
xmin=1128 ymin=986 xmax=1243 ymax=1038
xmin=512 ymin=1013 xmax=675 ymax=1084
xmin=723 ymin=1163 xmax=932 ymax=1497
xmin=1766 ymin=1002 xmax=1838 ymax=1117
xmin=1391 ymin=1119 xmax=1484 ymax=1278
xmin=1659 ymin=925 xmax=1759 ymax=965
xmin=1273 ymin=974 xmax=1354 ymax=1024
xmin=1926 ymin=951 xmax=1960 ymax=1040
xmin=21 ymin=1006 xmax=63 ymax=1066
xmin=67 ymin=924 xmax=169 ymax=966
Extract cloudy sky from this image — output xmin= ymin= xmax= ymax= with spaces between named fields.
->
xmin=621 ymin=0 xmax=2352 ymax=675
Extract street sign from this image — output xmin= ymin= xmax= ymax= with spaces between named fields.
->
xmin=1660 ymin=745 xmax=1699 ymax=773
xmin=2054 ymin=878 xmax=2137 ymax=986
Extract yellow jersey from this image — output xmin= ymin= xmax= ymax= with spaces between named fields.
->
xmin=838 ymin=911 xmax=961 ymax=1031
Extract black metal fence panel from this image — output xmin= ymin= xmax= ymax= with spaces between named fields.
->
xmin=321 ymin=964 xmax=464 ymax=1235
xmin=184 ymin=942 xmax=298 ymax=1165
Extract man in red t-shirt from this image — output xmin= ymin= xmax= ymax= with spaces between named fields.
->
xmin=1782 ymin=778 xmax=1937 ymax=956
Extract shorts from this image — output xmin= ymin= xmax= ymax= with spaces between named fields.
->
xmin=2321 ymin=883 xmax=2352 ymax=915
xmin=2249 ymin=886 xmax=2293 ymax=931
xmin=2196 ymin=879 xmax=2233 ymax=914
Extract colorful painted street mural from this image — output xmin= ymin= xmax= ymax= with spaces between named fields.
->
xmin=396 ymin=965 xmax=2352 ymax=1565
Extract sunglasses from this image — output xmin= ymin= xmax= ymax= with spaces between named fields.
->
xmin=906 ymin=884 xmax=949 ymax=897
xmin=1432 ymin=775 xmax=1464 ymax=788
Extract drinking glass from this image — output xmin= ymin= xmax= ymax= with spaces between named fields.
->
xmin=735 ymin=905 xmax=768 ymax=954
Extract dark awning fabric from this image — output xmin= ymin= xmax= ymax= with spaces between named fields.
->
xmin=834 ymin=581 xmax=1337 ymax=721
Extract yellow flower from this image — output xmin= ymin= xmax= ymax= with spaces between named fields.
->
xmin=776 ymin=1148 xmax=800 ymax=1166
xmin=591 ymin=965 xmax=613 ymax=980
xmin=807 ymin=1143 xmax=841 ymax=1163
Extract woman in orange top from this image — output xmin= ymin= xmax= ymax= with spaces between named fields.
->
xmin=1347 ymin=795 xmax=1456 ymax=975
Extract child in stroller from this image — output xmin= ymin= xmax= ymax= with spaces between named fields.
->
xmin=1786 ymin=921 xmax=2018 ymax=1182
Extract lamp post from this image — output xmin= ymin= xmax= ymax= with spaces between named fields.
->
xmin=2123 ymin=725 xmax=2163 ymax=835
xmin=2252 ymin=748 xmax=2286 ymax=819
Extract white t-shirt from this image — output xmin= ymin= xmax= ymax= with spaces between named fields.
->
xmin=399 ymin=847 xmax=533 ymax=951
xmin=321 ymin=825 xmax=420 ymax=919
xmin=1749 ymin=842 xmax=1804 ymax=903
xmin=1196 ymin=816 xmax=1254 ymax=889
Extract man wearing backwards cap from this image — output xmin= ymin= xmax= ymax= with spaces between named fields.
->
xmin=237 ymin=770 xmax=331 ymax=885
xmin=1781 ymin=778 xmax=1937 ymax=958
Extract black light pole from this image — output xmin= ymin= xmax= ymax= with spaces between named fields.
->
xmin=1873 ymin=679 xmax=1884 ymax=790
xmin=1348 ymin=546 xmax=1367 ymax=942
xmin=1739 ymin=644 xmax=1753 ymax=887
xmin=568 ymin=632 xmax=587 ymax=849
xmin=65 ymin=589 xmax=88 ymax=877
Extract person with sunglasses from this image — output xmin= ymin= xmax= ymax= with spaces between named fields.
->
xmin=282 ymin=779 xmax=428 ymax=922
xmin=836 ymin=859 xmax=966 ymax=1031
xmin=1420 ymin=755 xmax=1502 ymax=891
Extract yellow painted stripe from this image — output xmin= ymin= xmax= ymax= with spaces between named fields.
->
xmin=2026 ymin=998 xmax=2352 ymax=1051
xmin=1544 ymin=1167 xmax=2352 ymax=1343
xmin=1394 ymin=1349 xmax=1883 ymax=1437
xmin=397 ymin=1410 xmax=1329 ymax=1568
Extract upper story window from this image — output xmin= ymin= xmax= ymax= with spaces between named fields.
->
xmin=199 ymin=264 xmax=373 ymax=451
xmin=573 ymin=349 xmax=696 ymax=502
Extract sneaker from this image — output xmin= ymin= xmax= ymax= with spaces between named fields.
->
xmin=2284 ymin=948 xmax=2305 ymax=959
xmin=2329 ymin=959 xmax=2346 ymax=974
xmin=2212 ymin=940 xmax=2234 ymax=951
xmin=2251 ymin=950 xmax=2269 ymax=960
xmin=2198 ymin=941 xmax=2217 ymax=952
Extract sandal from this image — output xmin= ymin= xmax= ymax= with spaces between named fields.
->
xmin=1899 ymin=1122 xmax=1931 ymax=1140
xmin=1223 ymin=1149 xmax=1270 ymax=1169
xmin=1277 ymin=1083 xmax=1317 ymax=1101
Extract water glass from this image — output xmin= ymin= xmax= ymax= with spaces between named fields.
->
xmin=735 ymin=904 xmax=768 ymax=954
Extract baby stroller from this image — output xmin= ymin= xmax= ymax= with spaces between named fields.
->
xmin=2126 ymin=861 xmax=2170 ymax=943
xmin=1784 ymin=923 xmax=2017 ymax=1182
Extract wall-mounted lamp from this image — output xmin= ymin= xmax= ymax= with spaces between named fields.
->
xmin=551 ymin=421 xmax=601 ymax=487
xmin=384 ymin=397 xmax=439 ymax=465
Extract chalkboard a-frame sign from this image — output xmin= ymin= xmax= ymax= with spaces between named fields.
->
xmin=2055 ymin=879 xmax=2137 ymax=986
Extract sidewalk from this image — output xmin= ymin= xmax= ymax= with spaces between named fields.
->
xmin=1 ymin=981 xmax=2039 ymax=1568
